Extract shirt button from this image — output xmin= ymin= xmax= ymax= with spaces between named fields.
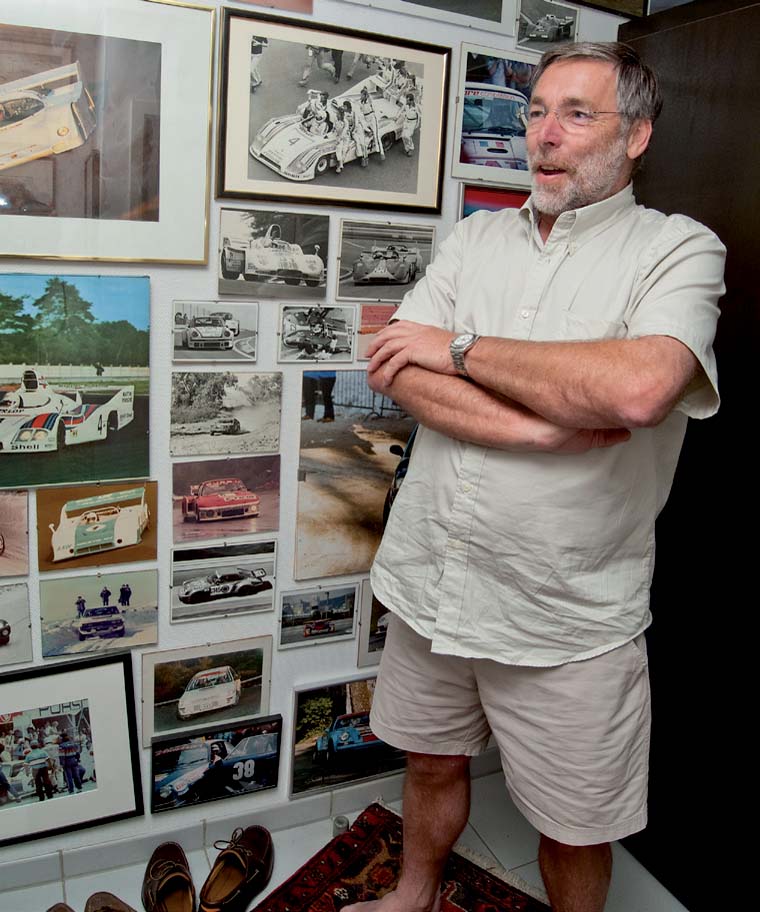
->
xmin=462 ymin=482 xmax=472 ymax=493
xmin=520 ymin=310 xmax=530 ymax=319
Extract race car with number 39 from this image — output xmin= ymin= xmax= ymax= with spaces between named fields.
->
xmin=178 ymin=568 xmax=271 ymax=604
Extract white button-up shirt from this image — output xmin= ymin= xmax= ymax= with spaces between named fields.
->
xmin=370 ymin=185 xmax=725 ymax=666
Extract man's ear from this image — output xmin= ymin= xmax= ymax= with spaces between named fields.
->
xmin=626 ymin=118 xmax=653 ymax=161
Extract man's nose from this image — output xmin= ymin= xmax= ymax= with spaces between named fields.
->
xmin=536 ymin=111 xmax=564 ymax=144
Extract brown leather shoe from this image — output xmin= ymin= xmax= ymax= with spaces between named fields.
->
xmin=141 ymin=841 xmax=195 ymax=912
xmin=199 ymin=826 xmax=273 ymax=912
xmin=84 ymin=893 xmax=137 ymax=912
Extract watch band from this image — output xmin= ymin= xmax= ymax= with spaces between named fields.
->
xmin=450 ymin=333 xmax=480 ymax=377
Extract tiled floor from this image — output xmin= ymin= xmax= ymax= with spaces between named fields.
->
xmin=0 ymin=770 xmax=688 ymax=912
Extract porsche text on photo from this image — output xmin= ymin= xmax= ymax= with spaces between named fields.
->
xmin=352 ymin=245 xmax=423 ymax=285
xmin=176 ymin=666 xmax=241 ymax=720
xmin=181 ymin=478 xmax=260 ymax=523
xmin=178 ymin=568 xmax=271 ymax=604
xmin=460 ymin=83 xmax=529 ymax=171
xmin=220 ymin=224 xmax=324 ymax=287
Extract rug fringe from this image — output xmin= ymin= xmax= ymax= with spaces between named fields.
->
xmin=452 ymin=842 xmax=550 ymax=905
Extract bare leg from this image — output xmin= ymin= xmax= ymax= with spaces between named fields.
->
xmin=344 ymin=753 xmax=471 ymax=912
xmin=539 ymin=836 xmax=612 ymax=912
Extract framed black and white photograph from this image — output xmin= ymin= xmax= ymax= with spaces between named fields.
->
xmin=172 ymin=455 xmax=280 ymax=545
xmin=296 ymin=370 xmax=415 ymax=579
xmin=39 ymin=568 xmax=158 ymax=659
xmin=36 ymin=481 xmax=158 ymax=573
xmin=0 ymin=0 xmax=214 ymax=263
xmin=151 ymin=714 xmax=282 ymax=814
xmin=171 ymin=540 xmax=276 ymax=624
xmin=278 ymin=584 xmax=358 ymax=650
xmin=356 ymin=580 xmax=391 ymax=668
xmin=278 ymin=305 xmax=355 ymax=363
xmin=219 ymin=207 xmax=329 ymax=299
xmin=0 ymin=491 xmax=28 ymax=578
xmin=459 ymin=182 xmax=530 ymax=219
xmin=357 ymin=304 xmax=397 ymax=361
xmin=169 ymin=371 xmax=282 ymax=458
xmin=0 ymin=274 xmax=149 ymax=490
xmin=0 ymin=582 xmax=32 ymax=669
xmin=0 ymin=653 xmax=142 ymax=848
xmin=173 ymin=301 xmax=259 ymax=363
xmin=290 ymin=674 xmax=405 ymax=797
xmin=451 ymin=43 xmax=537 ymax=189
xmin=336 ymin=219 xmax=435 ymax=303
xmin=140 ymin=636 xmax=273 ymax=747
xmin=217 ymin=8 xmax=450 ymax=213
xmin=341 ymin=0 xmax=516 ymax=38
xmin=516 ymin=0 xmax=579 ymax=52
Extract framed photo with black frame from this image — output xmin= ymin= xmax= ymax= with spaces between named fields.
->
xmin=217 ymin=7 xmax=451 ymax=213
xmin=0 ymin=652 xmax=142 ymax=849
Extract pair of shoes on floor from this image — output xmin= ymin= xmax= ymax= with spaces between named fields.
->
xmin=318 ymin=416 xmax=335 ymax=423
xmin=47 ymin=894 xmax=136 ymax=912
xmin=142 ymin=827 xmax=273 ymax=912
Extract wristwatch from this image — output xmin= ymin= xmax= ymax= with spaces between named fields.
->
xmin=450 ymin=333 xmax=480 ymax=377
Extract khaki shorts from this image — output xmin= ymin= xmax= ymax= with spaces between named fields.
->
xmin=370 ymin=615 xmax=650 ymax=846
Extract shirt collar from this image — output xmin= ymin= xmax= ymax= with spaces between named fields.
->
xmin=519 ymin=183 xmax=636 ymax=248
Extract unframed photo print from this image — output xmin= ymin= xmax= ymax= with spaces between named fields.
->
xmin=278 ymin=583 xmax=358 ymax=649
xmin=278 ymin=306 xmax=355 ymax=362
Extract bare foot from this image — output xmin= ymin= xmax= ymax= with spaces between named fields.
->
xmin=342 ymin=889 xmax=441 ymax=912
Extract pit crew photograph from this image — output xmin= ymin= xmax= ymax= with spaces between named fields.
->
xmin=278 ymin=584 xmax=358 ymax=649
xmin=0 ymin=581 xmax=32 ymax=668
xmin=141 ymin=637 xmax=271 ymax=745
xmin=39 ymin=569 xmax=158 ymax=658
xmin=291 ymin=676 xmax=404 ymax=797
xmin=172 ymin=455 xmax=280 ymax=546
xmin=169 ymin=370 xmax=282 ymax=458
xmin=0 ymin=490 xmax=28 ymax=578
xmin=151 ymin=715 xmax=281 ymax=813
xmin=171 ymin=539 xmax=276 ymax=623
xmin=0 ymin=274 xmax=149 ymax=491
xmin=218 ymin=208 xmax=328 ymax=299
xmin=337 ymin=219 xmax=435 ymax=303
xmin=172 ymin=300 xmax=259 ymax=363
xmin=278 ymin=305 xmax=355 ymax=362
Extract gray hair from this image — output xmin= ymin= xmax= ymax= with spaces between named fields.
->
xmin=530 ymin=41 xmax=663 ymax=126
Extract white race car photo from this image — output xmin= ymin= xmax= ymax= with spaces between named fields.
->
xmin=250 ymin=75 xmax=414 ymax=181
xmin=73 ymin=604 xmax=126 ymax=641
xmin=48 ymin=487 xmax=150 ymax=563
xmin=0 ymin=369 xmax=134 ymax=454
xmin=220 ymin=224 xmax=324 ymax=287
xmin=0 ymin=62 xmax=96 ymax=172
xmin=178 ymin=315 xmax=235 ymax=351
xmin=176 ymin=666 xmax=242 ymax=720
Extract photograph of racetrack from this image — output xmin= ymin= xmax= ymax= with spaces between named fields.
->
xmin=295 ymin=370 xmax=415 ymax=579
xmin=39 ymin=569 xmax=158 ymax=659
xmin=0 ymin=491 xmax=28 ymax=578
xmin=291 ymin=675 xmax=404 ymax=797
xmin=336 ymin=220 xmax=435 ymax=303
xmin=218 ymin=208 xmax=328 ymax=299
xmin=0 ymin=582 xmax=32 ymax=669
xmin=0 ymin=274 xmax=149 ymax=490
xmin=278 ymin=584 xmax=358 ymax=650
xmin=150 ymin=714 xmax=281 ymax=814
xmin=36 ymin=481 xmax=158 ymax=573
xmin=516 ymin=0 xmax=579 ymax=53
xmin=278 ymin=306 xmax=355 ymax=362
xmin=171 ymin=540 xmax=276 ymax=623
xmin=169 ymin=371 xmax=282 ymax=458
xmin=173 ymin=301 xmax=259 ymax=363
xmin=141 ymin=637 xmax=272 ymax=746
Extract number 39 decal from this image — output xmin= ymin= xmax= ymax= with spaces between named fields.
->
xmin=232 ymin=759 xmax=256 ymax=780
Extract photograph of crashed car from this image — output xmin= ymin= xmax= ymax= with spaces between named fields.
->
xmin=140 ymin=636 xmax=272 ymax=746
xmin=291 ymin=674 xmax=404 ymax=797
xmin=150 ymin=714 xmax=281 ymax=814
xmin=173 ymin=301 xmax=259 ymax=363
xmin=450 ymin=42 xmax=538 ymax=189
xmin=219 ymin=208 xmax=328 ymax=300
xmin=278 ymin=305 xmax=355 ymax=362
xmin=217 ymin=8 xmax=448 ymax=211
xmin=39 ymin=568 xmax=158 ymax=659
xmin=0 ymin=274 xmax=149 ymax=490
xmin=336 ymin=219 xmax=435 ymax=303
xmin=171 ymin=539 xmax=276 ymax=624
xmin=36 ymin=481 xmax=157 ymax=573
xmin=169 ymin=371 xmax=282 ymax=458
xmin=172 ymin=455 xmax=280 ymax=546
xmin=0 ymin=582 xmax=32 ymax=669
xmin=0 ymin=491 xmax=28 ymax=578
xmin=278 ymin=583 xmax=358 ymax=650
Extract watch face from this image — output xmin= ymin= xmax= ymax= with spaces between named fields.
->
xmin=453 ymin=333 xmax=475 ymax=350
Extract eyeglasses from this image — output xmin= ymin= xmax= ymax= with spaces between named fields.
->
xmin=525 ymin=106 xmax=621 ymax=133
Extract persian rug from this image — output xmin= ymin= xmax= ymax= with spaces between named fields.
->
xmin=253 ymin=802 xmax=549 ymax=911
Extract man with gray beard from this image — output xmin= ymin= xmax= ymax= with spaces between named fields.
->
xmin=345 ymin=43 xmax=725 ymax=912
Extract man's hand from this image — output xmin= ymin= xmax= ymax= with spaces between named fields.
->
xmin=367 ymin=321 xmax=456 ymax=383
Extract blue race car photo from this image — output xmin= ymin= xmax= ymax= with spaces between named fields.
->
xmin=313 ymin=711 xmax=385 ymax=765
